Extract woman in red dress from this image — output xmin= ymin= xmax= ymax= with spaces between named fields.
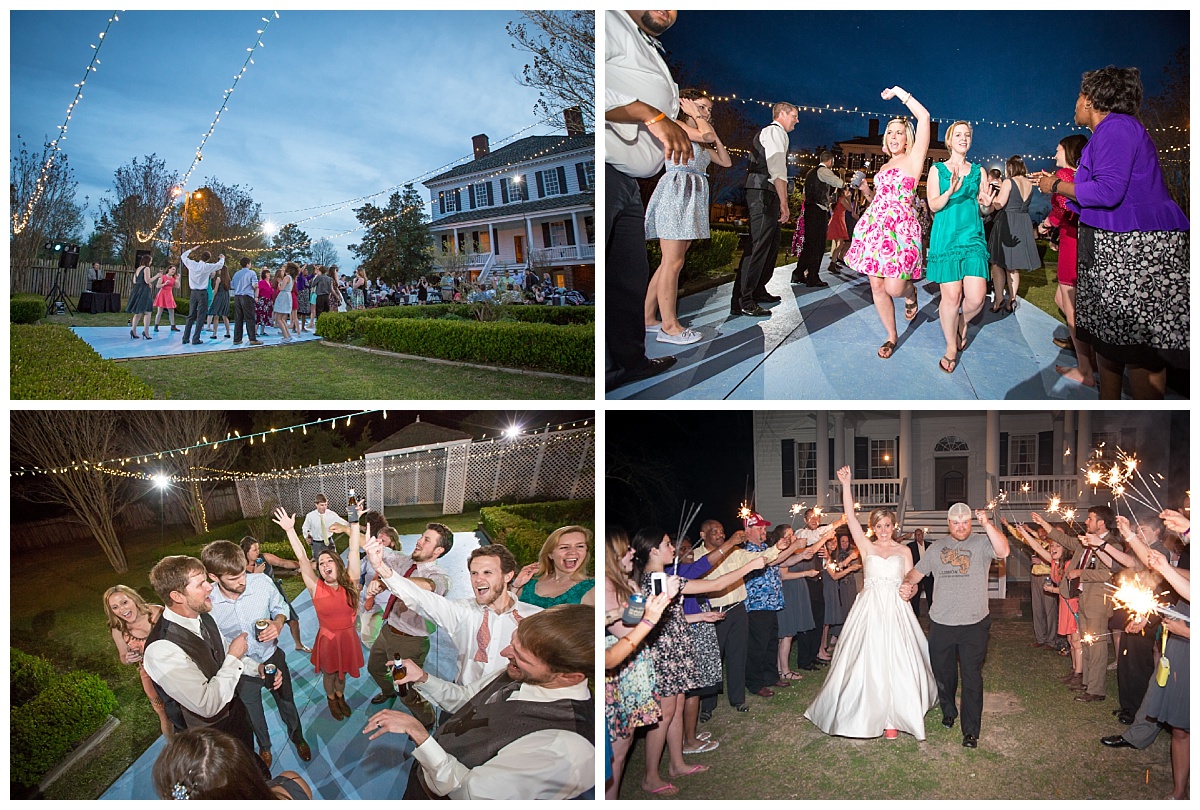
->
xmin=826 ymin=188 xmax=851 ymax=269
xmin=273 ymin=506 xmax=363 ymax=720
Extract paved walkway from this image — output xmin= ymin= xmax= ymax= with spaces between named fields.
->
xmin=73 ymin=324 xmax=320 ymax=361
xmin=100 ymin=532 xmax=481 ymax=801
xmin=610 ymin=259 xmax=1143 ymax=400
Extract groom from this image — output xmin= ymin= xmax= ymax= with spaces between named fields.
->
xmin=899 ymin=503 xmax=1009 ymax=749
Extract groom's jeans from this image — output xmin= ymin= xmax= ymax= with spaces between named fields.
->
xmin=928 ymin=616 xmax=991 ymax=738
xmin=702 ymin=602 xmax=748 ymax=711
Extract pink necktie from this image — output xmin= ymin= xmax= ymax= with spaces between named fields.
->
xmin=382 ymin=564 xmax=418 ymax=621
xmin=474 ymin=610 xmax=491 ymax=663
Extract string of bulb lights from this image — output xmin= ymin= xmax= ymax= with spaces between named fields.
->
xmin=11 ymin=11 xmax=120 ymax=236
xmin=12 ymin=414 xmax=594 ymax=481
xmin=137 ymin=11 xmax=280 ymax=245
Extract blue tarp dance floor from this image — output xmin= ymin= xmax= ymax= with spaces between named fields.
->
xmin=101 ymin=532 xmax=481 ymax=800
xmin=608 ymin=259 xmax=1157 ymax=400
xmin=72 ymin=324 xmax=321 ymax=361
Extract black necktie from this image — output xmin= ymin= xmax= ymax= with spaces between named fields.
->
xmin=198 ymin=614 xmax=224 ymax=666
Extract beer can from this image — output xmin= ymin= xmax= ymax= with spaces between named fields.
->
xmin=263 ymin=663 xmax=277 ymax=689
xmin=255 ymin=619 xmax=270 ymax=640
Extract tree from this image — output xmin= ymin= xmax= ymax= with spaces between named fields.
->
xmin=348 ymin=184 xmax=434 ymax=284
xmin=169 ymin=178 xmax=266 ymax=270
xmin=272 ymin=223 xmax=312 ymax=265
xmin=11 ymin=412 xmax=139 ymax=573
xmin=127 ymin=412 xmax=240 ymax=536
xmin=93 ymin=154 xmax=180 ymax=266
xmin=1143 ymin=47 xmax=1189 ymax=213
xmin=10 ymin=136 xmax=87 ymax=272
xmin=309 ymin=237 xmax=339 ymax=268
xmin=506 ymin=11 xmax=594 ymax=128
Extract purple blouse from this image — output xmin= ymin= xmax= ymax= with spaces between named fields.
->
xmin=667 ymin=556 xmax=713 ymax=616
xmin=1068 ymin=113 xmax=1188 ymax=233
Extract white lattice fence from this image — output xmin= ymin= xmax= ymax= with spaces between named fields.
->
xmin=463 ymin=427 xmax=594 ymax=504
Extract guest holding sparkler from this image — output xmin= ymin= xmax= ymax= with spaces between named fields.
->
xmin=1030 ymin=66 xmax=1189 ymax=400
xmin=820 ymin=529 xmax=861 ymax=657
xmin=776 ymin=524 xmax=822 ymax=680
xmin=676 ymin=535 xmax=726 ymax=756
xmin=794 ymin=509 xmax=836 ymax=669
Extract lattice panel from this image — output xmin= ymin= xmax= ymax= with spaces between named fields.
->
xmin=463 ymin=427 xmax=595 ymax=504
xmin=379 ymin=449 xmax=448 ymax=507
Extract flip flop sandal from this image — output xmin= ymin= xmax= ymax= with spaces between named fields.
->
xmin=782 ymin=670 xmax=805 ymax=680
xmin=904 ymin=300 xmax=918 ymax=320
xmin=697 ymin=731 xmax=712 ymax=741
xmin=676 ymin=764 xmax=710 ymax=776
xmin=682 ymin=740 xmax=719 ymax=754
xmin=877 ymin=340 xmax=896 ymax=359
xmin=939 ymin=355 xmax=958 ymax=374
xmin=648 ymin=784 xmax=678 ymax=796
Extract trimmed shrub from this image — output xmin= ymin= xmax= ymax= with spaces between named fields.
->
xmin=479 ymin=499 xmax=596 ymax=569
xmin=316 ymin=303 xmax=593 ymax=337
xmin=11 ymin=294 xmax=45 ymax=324
xmin=348 ymin=317 xmax=592 ymax=376
xmin=11 ymin=647 xmax=55 ymax=707
xmin=11 ymin=324 xmax=154 ymax=400
xmin=11 ymin=667 xmax=118 ymax=787
xmin=646 ymin=229 xmax=742 ymax=284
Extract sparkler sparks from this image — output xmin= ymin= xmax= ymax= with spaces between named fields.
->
xmin=737 ymin=502 xmax=752 ymax=522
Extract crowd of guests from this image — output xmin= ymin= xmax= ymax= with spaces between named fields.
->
xmin=103 ymin=498 xmax=596 ymax=799
xmin=606 ymin=11 xmax=1188 ymax=398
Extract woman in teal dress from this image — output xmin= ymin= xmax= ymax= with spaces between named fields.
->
xmin=925 ymin=121 xmax=996 ymax=374
xmin=512 ymin=525 xmax=596 ymax=607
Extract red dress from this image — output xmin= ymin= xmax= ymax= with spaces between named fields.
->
xmin=1046 ymin=167 xmax=1078 ymax=286
xmin=310 ymin=579 xmax=364 ymax=677
xmin=153 ymin=276 xmax=178 ymax=309
xmin=827 ymin=199 xmax=849 ymax=241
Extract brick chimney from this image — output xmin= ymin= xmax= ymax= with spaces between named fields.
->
xmin=868 ymin=118 xmax=879 ymax=139
xmin=472 ymin=134 xmax=489 ymax=160
xmin=563 ymin=107 xmax=585 ymax=136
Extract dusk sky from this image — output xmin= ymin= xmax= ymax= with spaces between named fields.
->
xmin=662 ymin=11 xmax=1188 ymax=174
xmin=10 ymin=10 xmax=578 ymax=262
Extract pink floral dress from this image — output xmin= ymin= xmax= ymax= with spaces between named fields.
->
xmin=844 ymin=167 xmax=924 ymax=280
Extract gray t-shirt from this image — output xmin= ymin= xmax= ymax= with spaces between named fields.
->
xmin=914 ymin=532 xmax=1001 ymax=626
xmin=312 ymin=274 xmax=334 ymax=296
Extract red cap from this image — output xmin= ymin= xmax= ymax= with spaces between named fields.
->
xmin=745 ymin=512 xmax=771 ymax=527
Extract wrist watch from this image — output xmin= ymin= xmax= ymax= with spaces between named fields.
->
xmin=1051 ymin=179 xmax=1061 ymax=194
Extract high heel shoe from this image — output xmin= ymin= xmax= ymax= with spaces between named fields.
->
xmin=154 ymin=325 xmax=160 ymax=333
xmin=130 ymin=329 xmax=138 ymax=339
xmin=170 ymin=326 xmax=180 ymax=332
xmin=1004 ymin=300 xmax=1015 ymax=313
xmin=143 ymin=333 xmax=152 ymax=340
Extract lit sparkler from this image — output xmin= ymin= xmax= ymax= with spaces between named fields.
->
xmin=1106 ymin=579 xmax=1190 ymax=625
xmin=789 ymin=501 xmax=806 ymax=529
xmin=737 ymin=501 xmax=752 ymax=522
xmin=1021 ymin=482 xmax=1031 ymax=493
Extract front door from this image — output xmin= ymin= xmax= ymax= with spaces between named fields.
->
xmin=935 ymin=456 xmax=969 ymax=510
xmin=514 ymin=235 xmax=525 ymax=264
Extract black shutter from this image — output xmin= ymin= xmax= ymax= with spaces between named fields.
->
xmin=999 ymin=432 xmax=1009 ymax=477
xmin=453 ymin=189 xmax=461 ymax=211
xmin=541 ymin=222 xmax=552 ymax=247
xmin=895 ymin=435 xmax=900 ymax=478
xmin=469 ymin=185 xmax=476 ymax=209
xmin=564 ymin=220 xmax=575 ymax=246
xmin=486 ymin=182 xmax=494 ymax=207
xmin=781 ymin=440 xmax=796 ymax=498
xmin=1038 ymin=431 xmax=1054 ymax=476
xmin=438 ymin=191 xmax=445 ymax=215
xmin=576 ymin=162 xmax=588 ymax=190
xmin=829 ymin=437 xmax=836 ymax=478
xmin=535 ymin=171 xmax=545 ymax=198
xmin=854 ymin=437 xmax=869 ymax=480
xmin=521 ymin=175 xmax=529 ymax=200
xmin=556 ymin=165 xmax=567 ymax=194
xmin=500 ymin=181 xmax=509 ymax=204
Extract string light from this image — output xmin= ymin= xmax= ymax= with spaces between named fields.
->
xmin=137 ymin=11 xmax=281 ymax=245
xmin=12 ymin=11 xmax=120 ymax=236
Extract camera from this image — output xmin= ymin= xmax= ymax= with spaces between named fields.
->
xmin=850 ymin=170 xmax=865 ymax=189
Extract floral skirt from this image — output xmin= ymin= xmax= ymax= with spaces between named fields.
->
xmin=605 ymin=636 xmax=661 ymax=740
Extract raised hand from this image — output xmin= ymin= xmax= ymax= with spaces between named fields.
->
xmin=511 ymin=563 xmax=539 ymax=591
xmin=836 ymin=465 xmax=852 ymax=485
xmin=271 ymin=507 xmax=296 ymax=531
xmin=1159 ymin=508 xmax=1190 ymax=534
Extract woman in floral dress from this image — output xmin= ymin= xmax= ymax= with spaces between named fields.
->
xmin=844 ymin=86 xmax=931 ymax=359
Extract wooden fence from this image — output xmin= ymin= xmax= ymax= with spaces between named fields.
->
xmin=12 ymin=260 xmax=137 ymax=298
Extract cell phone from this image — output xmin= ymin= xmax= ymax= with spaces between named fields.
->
xmin=650 ymin=572 xmax=667 ymax=596
xmin=990 ymin=183 xmax=1001 ymax=195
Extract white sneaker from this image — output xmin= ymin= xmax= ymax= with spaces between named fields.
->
xmin=645 ymin=324 xmax=662 ymax=333
xmin=657 ymin=327 xmax=702 ymax=345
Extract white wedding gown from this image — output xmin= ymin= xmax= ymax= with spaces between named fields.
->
xmin=803 ymin=553 xmax=937 ymax=739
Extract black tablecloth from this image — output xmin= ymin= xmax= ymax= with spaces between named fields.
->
xmin=78 ymin=292 xmax=122 ymax=313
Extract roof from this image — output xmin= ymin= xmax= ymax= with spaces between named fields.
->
xmin=429 ymin=191 xmax=593 ymax=228
xmin=365 ymin=420 xmax=472 ymax=455
xmin=424 ymin=134 xmax=593 ymax=185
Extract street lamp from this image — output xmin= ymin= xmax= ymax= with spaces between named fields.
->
xmin=152 ymin=473 xmax=170 ymax=547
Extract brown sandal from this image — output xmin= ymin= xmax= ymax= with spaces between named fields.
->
xmin=877 ymin=340 xmax=896 ymax=359
xmin=904 ymin=300 xmax=918 ymax=321
xmin=939 ymin=355 xmax=958 ymax=374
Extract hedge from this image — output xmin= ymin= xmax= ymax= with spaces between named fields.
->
xmin=11 ymin=660 xmax=118 ymax=788
xmin=647 ymin=229 xmax=741 ymax=284
xmin=11 ymin=294 xmax=45 ymax=324
xmin=480 ymin=499 xmax=596 ymax=569
xmin=316 ymin=303 xmax=593 ymax=339
xmin=11 ymin=647 xmax=55 ymax=706
xmin=324 ymin=316 xmax=592 ymax=376
xmin=11 ymin=324 xmax=154 ymax=400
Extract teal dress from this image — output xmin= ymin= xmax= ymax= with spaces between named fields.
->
xmin=519 ymin=578 xmax=594 ymax=608
xmin=925 ymin=162 xmax=990 ymax=283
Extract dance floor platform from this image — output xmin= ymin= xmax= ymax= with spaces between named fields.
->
xmin=101 ymin=532 xmax=481 ymax=801
xmin=73 ymin=324 xmax=320 ymax=361
xmin=609 ymin=259 xmax=1161 ymax=401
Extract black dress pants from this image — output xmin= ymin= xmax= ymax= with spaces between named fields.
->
xmin=701 ymin=602 xmax=748 ymax=711
xmin=928 ymin=616 xmax=991 ymax=738
xmin=732 ymin=187 xmax=781 ymax=311
xmin=746 ymin=608 xmax=780 ymax=692
xmin=795 ymin=205 xmax=828 ymax=283
xmin=605 ymin=164 xmax=651 ymax=387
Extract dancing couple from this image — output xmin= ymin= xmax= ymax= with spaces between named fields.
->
xmin=804 ymin=467 xmax=1009 ymax=748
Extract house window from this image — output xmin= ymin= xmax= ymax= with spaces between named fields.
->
xmin=583 ymin=160 xmax=595 ymax=189
xmin=870 ymin=439 xmax=896 ymax=479
xmin=796 ymin=441 xmax=817 ymax=497
xmin=444 ymin=191 xmax=458 ymax=213
xmin=548 ymin=222 xmax=568 ymax=247
xmin=541 ymin=169 xmax=561 ymax=196
xmin=504 ymin=177 xmax=524 ymax=202
xmin=584 ymin=215 xmax=595 ymax=244
xmin=473 ymin=183 xmax=489 ymax=209
xmin=1009 ymin=434 xmax=1037 ymax=477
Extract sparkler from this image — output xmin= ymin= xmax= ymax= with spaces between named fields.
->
xmin=1105 ymin=579 xmax=1190 ymax=625
xmin=674 ymin=500 xmax=703 ymax=576
xmin=1080 ymin=631 xmax=1111 ymax=646
xmin=789 ymin=502 xmax=806 ymax=529
xmin=737 ymin=502 xmax=752 ymax=522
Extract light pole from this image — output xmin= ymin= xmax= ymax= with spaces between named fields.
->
xmin=153 ymin=473 xmax=169 ymax=547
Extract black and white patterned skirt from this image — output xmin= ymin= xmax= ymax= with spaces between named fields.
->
xmin=1075 ymin=223 xmax=1189 ymax=370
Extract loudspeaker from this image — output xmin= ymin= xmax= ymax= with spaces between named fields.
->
xmin=59 ymin=244 xmax=80 ymax=269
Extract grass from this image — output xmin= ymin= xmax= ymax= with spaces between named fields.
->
xmin=617 ymin=612 xmax=1174 ymax=800
xmin=35 ymin=314 xmax=594 ymax=399
xmin=11 ymin=507 xmax=482 ymax=800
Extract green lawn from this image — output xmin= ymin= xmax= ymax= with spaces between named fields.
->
xmin=12 ymin=508 xmax=483 ymax=799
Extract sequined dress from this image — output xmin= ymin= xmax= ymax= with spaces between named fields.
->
xmin=645 ymin=142 xmax=712 ymax=241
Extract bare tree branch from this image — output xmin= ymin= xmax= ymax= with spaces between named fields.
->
xmin=506 ymin=11 xmax=594 ymax=127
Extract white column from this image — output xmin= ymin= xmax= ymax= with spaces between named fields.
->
xmin=815 ymin=411 xmax=829 ymax=510
xmin=524 ymin=217 xmax=535 ymax=267
xmin=452 ymin=227 xmax=460 ymax=254
xmin=833 ymin=412 xmax=846 ymax=469
xmin=1077 ymin=410 xmax=1091 ymax=503
xmin=899 ymin=411 xmax=912 ymax=510
xmin=570 ymin=210 xmax=583 ymax=257
xmin=1062 ymin=411 xmax=1076 ymax=477
xmin=986 ymin=410 xmax=1000 ymax=502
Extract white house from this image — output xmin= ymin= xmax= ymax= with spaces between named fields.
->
xmin=423 ymin=108 xmax=595 ymax=297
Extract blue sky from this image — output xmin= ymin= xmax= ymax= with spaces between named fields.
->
xmin=11 ymin=10 xmax=579 ymax=261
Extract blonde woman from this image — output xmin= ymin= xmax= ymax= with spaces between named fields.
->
xmin=104 ymin=585 xmax=175 ymax=738
xmin=511 ymin=525 xmax=596 ymax=606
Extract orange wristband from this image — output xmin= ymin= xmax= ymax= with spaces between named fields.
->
xmin=644 ymin=111 xmax=667 ymax=126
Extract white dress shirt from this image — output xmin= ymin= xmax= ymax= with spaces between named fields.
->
xmin=302 ymin=508 xmax=345 ymax=548
xmin=413 ymin=668 xmax=594 ymax=800
xmin=604 ymin=9 xmax=679 ymax=179
xmin=368 ymin=549 xmax=451 ymax=637
xmin=180 ymin=248 xmax=225 ymax=291
xmin=761 ymin=124 xmax=791 ymax=185
xmin=379 ymin=569 xmax=542 ymax=684
xmin=142 ymin=607 xmax=246 ymax=719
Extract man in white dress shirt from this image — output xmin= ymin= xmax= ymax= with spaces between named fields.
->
xmin=604 ymin=10 xmax=691 ymax=391
xmin=302 ymin=493 xmax=345 ymax=562
xmin=142 ymin=555 xmax=268 ymax=777
xmin=179 ymin=247 xmax=224 ymax=345
xmin=364 ymin=538 xmax=541 ymax=685
xmin=364 ymin=604 xmax=594 ymax=800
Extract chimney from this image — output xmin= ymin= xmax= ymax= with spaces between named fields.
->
xmin=563 ymin=107 xmax=585 ymax=136
xmin=472 ymin=134 xmax=489 ymax=160
xmin=930 ymin=121 xmax=940 ymax=146
xmin=868 ymin=118 xmax=879 ymax=139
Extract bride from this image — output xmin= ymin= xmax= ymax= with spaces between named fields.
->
xmin=804 ymin=466 xmax=937 ymax=739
